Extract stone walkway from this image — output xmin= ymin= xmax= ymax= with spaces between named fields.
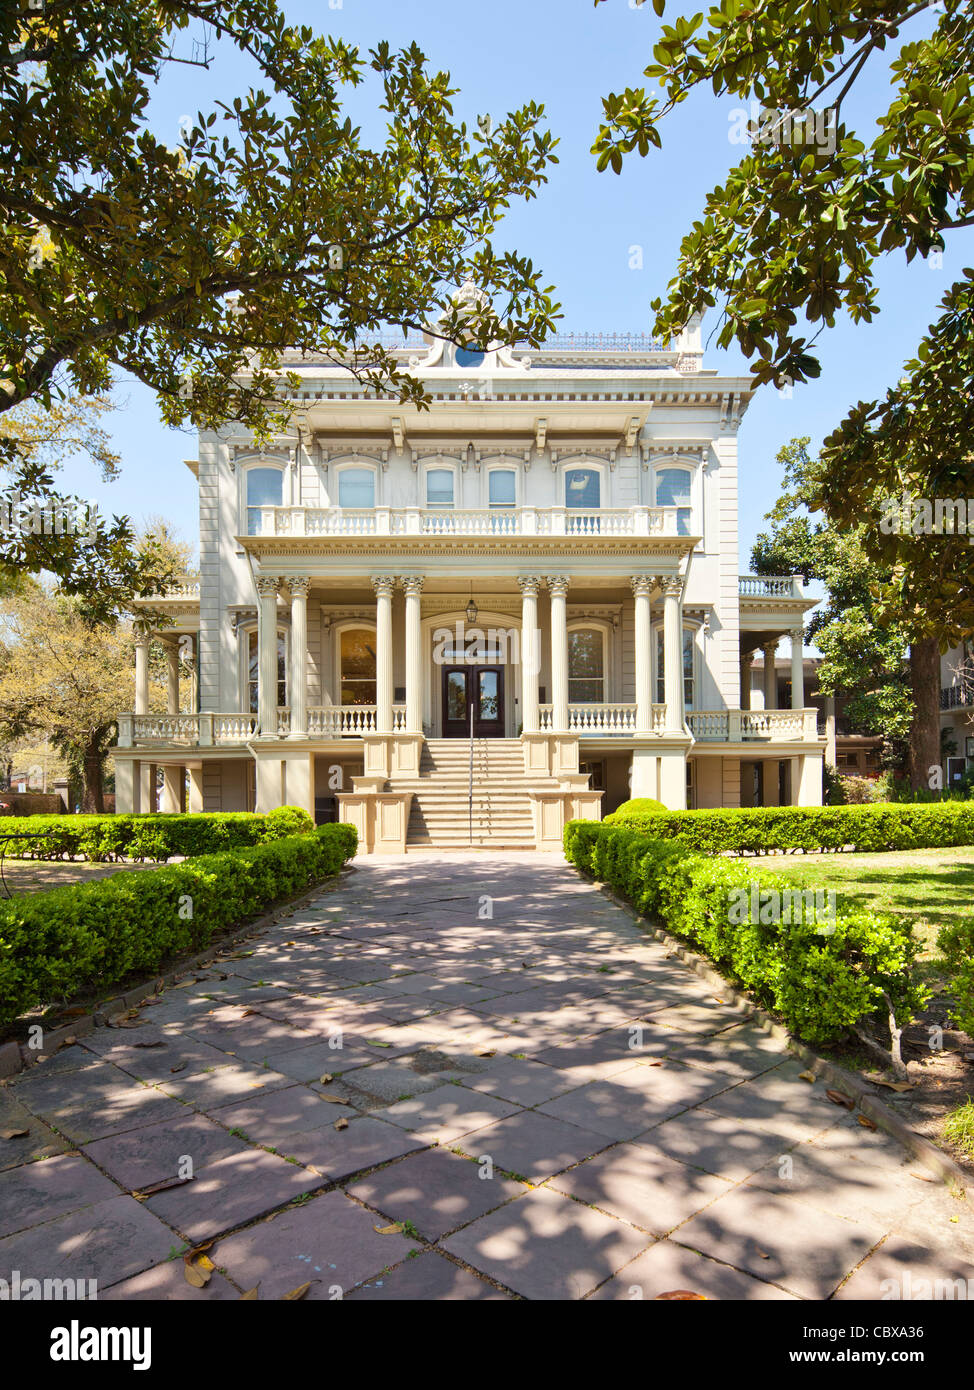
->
xmin=1 ymin=852 xmax=971 ymax=1301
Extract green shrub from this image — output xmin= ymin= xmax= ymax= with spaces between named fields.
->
xmin=610 ymin=797 xmax=668 ymax=819
xmin=0 ymin=822 xmax=356 ymax=1025
xmin=938 ymin=919 xmax=974 ymax=1037
xmin=564 ymin=819 xmax=925 ymax=1045
xmin=2 ymin=808 xmax=315 ymax=863
xmin=601 ymin=800 xmax=974 ymax=855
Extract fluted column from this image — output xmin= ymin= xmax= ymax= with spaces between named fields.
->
xmin=762 ymin=640 xmax=778 ymax=710
xmin=660 ymin=575 xmax=685 ymax=735
xmin=256 ymin=575 xmax=280 ymax=738
xmin=134 ymin=628 xmax=150 ymax=716
xmin=740 ymin=650 xmax=754 ymax=711
xmin=289 ymin=577 xmax=310 ymax=737
xmin=402 ymin=575 xmax=424 ymax=734
xmin=547 ymin=575 xmax=570 ymax=733
xmin=790 ymin=628 xmax=805 ymax=709
xmin=372 ymin=576 xmax=395 ymax=734
xmin=631 ymin=575 xmax=653 ymax=733
xmin=518 ymin=576 xmax=541 ymax=733
xmin=166 ymin=642 xmax=180 ymax=715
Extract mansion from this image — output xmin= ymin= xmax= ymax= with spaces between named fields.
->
xmin=113 ymin=304 xmax=824 ymax=850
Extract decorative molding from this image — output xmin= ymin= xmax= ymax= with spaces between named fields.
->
xmin=630 ymin=575 xmax=654 ymax=599
xmin=408 ymin=446 xmax=467 ymax=473
xmin=640 ymin=442 xmax=709 ymax=468
xmin=371 ymin=575 xmax=396 ymax=600
xmin=549 ymin=445 xmax=618 ymax=471
xmin=546 ymin=575 xmax=570 ymax=598
xmin=288 ymin=577 xmax=311 ymax=599
xmin=400 ymin=575 xmax=425 ymax=597
xmin=255 ymin=575 xmax=280 ymax=598
xmin=517 ymin=575 xmax=542 ymax=598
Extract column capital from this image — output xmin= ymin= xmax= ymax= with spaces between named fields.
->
xmin=288 ymin=576 xmax=311 ymax=599
xmin=790 ymin=626 xmax=804 ymax=643
xmin=371 ymin=575 xmax=396 ymax=599
xmin=656 ymin=574 xmax=683 ymax=598
xmin=546 ymin=575 xmax=570 ymax=598
xmin=400 ymin=574 xmax=425 ymax=597
xmin=761 ymin=639 xmax=778 ymax=656
xmin=517 ymin=575 xmax=542 ymax=597
xmin=741 ymin=649 xmax=756 ymax=667
xmin=255 ymin=574 xmax=280 ymax=598
xmin=630 ymin=574 xmax=654 ymax=599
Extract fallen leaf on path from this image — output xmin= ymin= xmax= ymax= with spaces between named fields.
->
xmin=319 ymin=1073 xmax=334 ymax=1085
xmin=281 ymin=1283 xmax=311 ymax=1301
xmin=133 ymin=1174 xmax=195 ymax=1199
xmin=1 ymin=1128 xmax=29 ymax=1140
xmin=240 ymin=1287 xmax=259 ymax=1300
xmin=825 ymin=1089 xmax=855 ymax=1110
xmin=169 ymin=1063 xmax=186 ymax=1074
xmin=133 ymin=1040 xmax=166 ymax=1049
xmin=373 ymin=1223 xmax=403 ymax=1235
xmin=183 ymin=1260 xmax=211 ymax=1289
xmin=318 ymin=1094 xmax=346 ymax=1105
xmin=334 ymin=1118 xmax=349 ymax=1131
xmin=857 ymin=1115 xmax=878 ymax=1130
xmin=656 ymin=1290 xmax=707 ymax=1300
xmin=798 ymin=1071 xmax=816 ymax=1083
xmin=871 ymin=1079 xmax=913 ymax=1092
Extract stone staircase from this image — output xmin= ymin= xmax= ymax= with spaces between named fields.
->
xmin=390 ymin=738 xmax=557 ymax=849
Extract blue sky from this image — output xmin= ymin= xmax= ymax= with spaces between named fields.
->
xmin=56 ymin=0 xmax=970 ymax=571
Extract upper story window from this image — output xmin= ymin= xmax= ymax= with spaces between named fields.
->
xmin=426 ymin=468 xmax=455 ymax=509
xmin=565 ymin=467 xmax=601 ymax=509
xmin=338 ymin=467 xmax=375 ymax=509
xmin=455 ymin=345 xmax=486 ymax=368
xmin=488 ymin=470 xmax=516 ymax=509
xmin=655 ymin=467 xmax=692 ymax=537
xmin=568 ymin=628 xmax=605 ymax=703
xmin=246 ymin=467 xmax=283 ymax=536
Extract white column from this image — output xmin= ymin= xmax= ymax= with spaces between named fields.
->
xmin=166 ymin=642 xmax=180 ymax=715
xmin=791 ymin=628 xmax=805 ymax=709
xmin=256 ymin=575 xmax=280 ymax=738
xmin=661 ymin=575 xmax=685 ymax=735
xmin=547 ymin=575 xmax=569 ymax=732
xmin=762 ymin=641 xmax=778 ymax=710
xmin=740 ymin=650 xmax=754 ymax=711
xmin=518 ymin=576 xmax=541 ymax=734
xmin=631 ymin=575 xmax=653 ymax=733
xmin=402 ymin=575 xmax=424 ymax=734
xmin=372 ymin=576 xmax=395 ymax=734
xmin=288 ymin=577 xmax=310 ymax=738
xmin=134 ymin=629 xmax=150 ymax=716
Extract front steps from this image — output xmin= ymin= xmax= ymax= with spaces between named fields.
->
xmin=388 ymin=738 xmax=559 ymax=849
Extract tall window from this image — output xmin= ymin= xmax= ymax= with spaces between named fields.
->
xmin=488 ymin=470 xmax=516 ymax=508
xmin=340 ymin=628 xmax=377 ymax=706
xmin=564 ymin=467 xmax=600 ymax=508
xmin=246 ymin=467 xmax=283 ymax=536
xmin=568 ymin=629 xmax=605 ymax=703
xmin=655 ymin=468 xmax=692 ymax=536
xmin=656 ymin=628 xmax=695 ymax=710
xmin=338 ymin=468 xmax=375 ymax=508
xmin=426 ymin=469 xmax=455 ymax=509
xmin=247 ymin=631 xmax=287 ymax=712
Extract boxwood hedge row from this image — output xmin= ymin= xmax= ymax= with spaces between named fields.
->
xmin=604 ymin=799 xmax=974 ymax=854
xmin=564 ymin=819 xmax=925 ymax=1045
xmin=1 ymin=806 xmax=313 ymax=863
xmin=0 ymin=822 xmax=357 ymax=1026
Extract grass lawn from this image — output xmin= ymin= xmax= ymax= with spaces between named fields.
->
xmin=766 ymin=845 xmax=974 ymax=961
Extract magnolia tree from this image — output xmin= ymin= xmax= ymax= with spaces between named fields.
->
xmin=594 ymin=0 xmax=974 ymax=788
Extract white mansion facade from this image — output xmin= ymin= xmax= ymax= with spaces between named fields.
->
xmin=114 ymin=308 xmax=824 ymax=849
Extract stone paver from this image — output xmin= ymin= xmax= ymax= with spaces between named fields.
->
xmin=1 ymin=850 xmax=970 ymax=1300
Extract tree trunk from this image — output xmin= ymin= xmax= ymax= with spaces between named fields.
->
xmin=81 ymin=739 xmax=105 ymax=813
xmin=908 ymin=637 xmax=942 ymax=792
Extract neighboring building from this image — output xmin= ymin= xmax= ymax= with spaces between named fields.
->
xmin=940 ymin=642 xmax=974 ymax=788
xmin=113 ymin=297 xmax=825 ymax=849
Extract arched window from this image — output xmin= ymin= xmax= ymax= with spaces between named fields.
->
xmin=568 ymin=628 xmax=605 ymax=703
xmin=655 ymin=467 xmax=692 ymax=536
xmin=340 ymin=628 xmax=377 ymax=706
xmin=247 ymin=631 xmax=287 ymax=712
xmin=656 ymin=628 xmax=696 ymax=710
xmin=426 ymin=468 xmax=455 ymax=509
xmin=338 ymin=467 xmax=375 ymax=508
xmin=564 ymin=466 xmax=601 ymax=509
xmin=488 ymin=469 xmax=516 ymax=509
xmin=246 ymin=467 xmax=283 ymax=535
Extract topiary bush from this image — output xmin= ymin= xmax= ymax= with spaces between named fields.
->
xmin=601 ymin=800 xmax=974 ymax=855
xmin=2 ymin=808 xmax=315 ymax=863
xmin=0 ymin=822 xmax=356 ymax=1025
xmin=564 ymin=819 xmax=925 ymax=1046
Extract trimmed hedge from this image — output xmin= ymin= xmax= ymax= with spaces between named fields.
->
xmin=938 ymin=920 xmax=974 ymax=1038
xmin=0 ymin=823 xmax=357 ymax=1025
xmin=565 ymin=820 xmax=925 ymax=1044
xmin=604 ymin=800 xmax=974 ymax=855
xmin=2 ymin=806 xmax=314 ymax=863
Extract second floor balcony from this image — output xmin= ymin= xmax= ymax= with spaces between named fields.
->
xmin=244 ymin=504 xmax=689 ymax=540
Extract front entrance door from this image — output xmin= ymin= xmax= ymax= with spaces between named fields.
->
xmin=441 ymin=666 xmax=505 ymax=737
